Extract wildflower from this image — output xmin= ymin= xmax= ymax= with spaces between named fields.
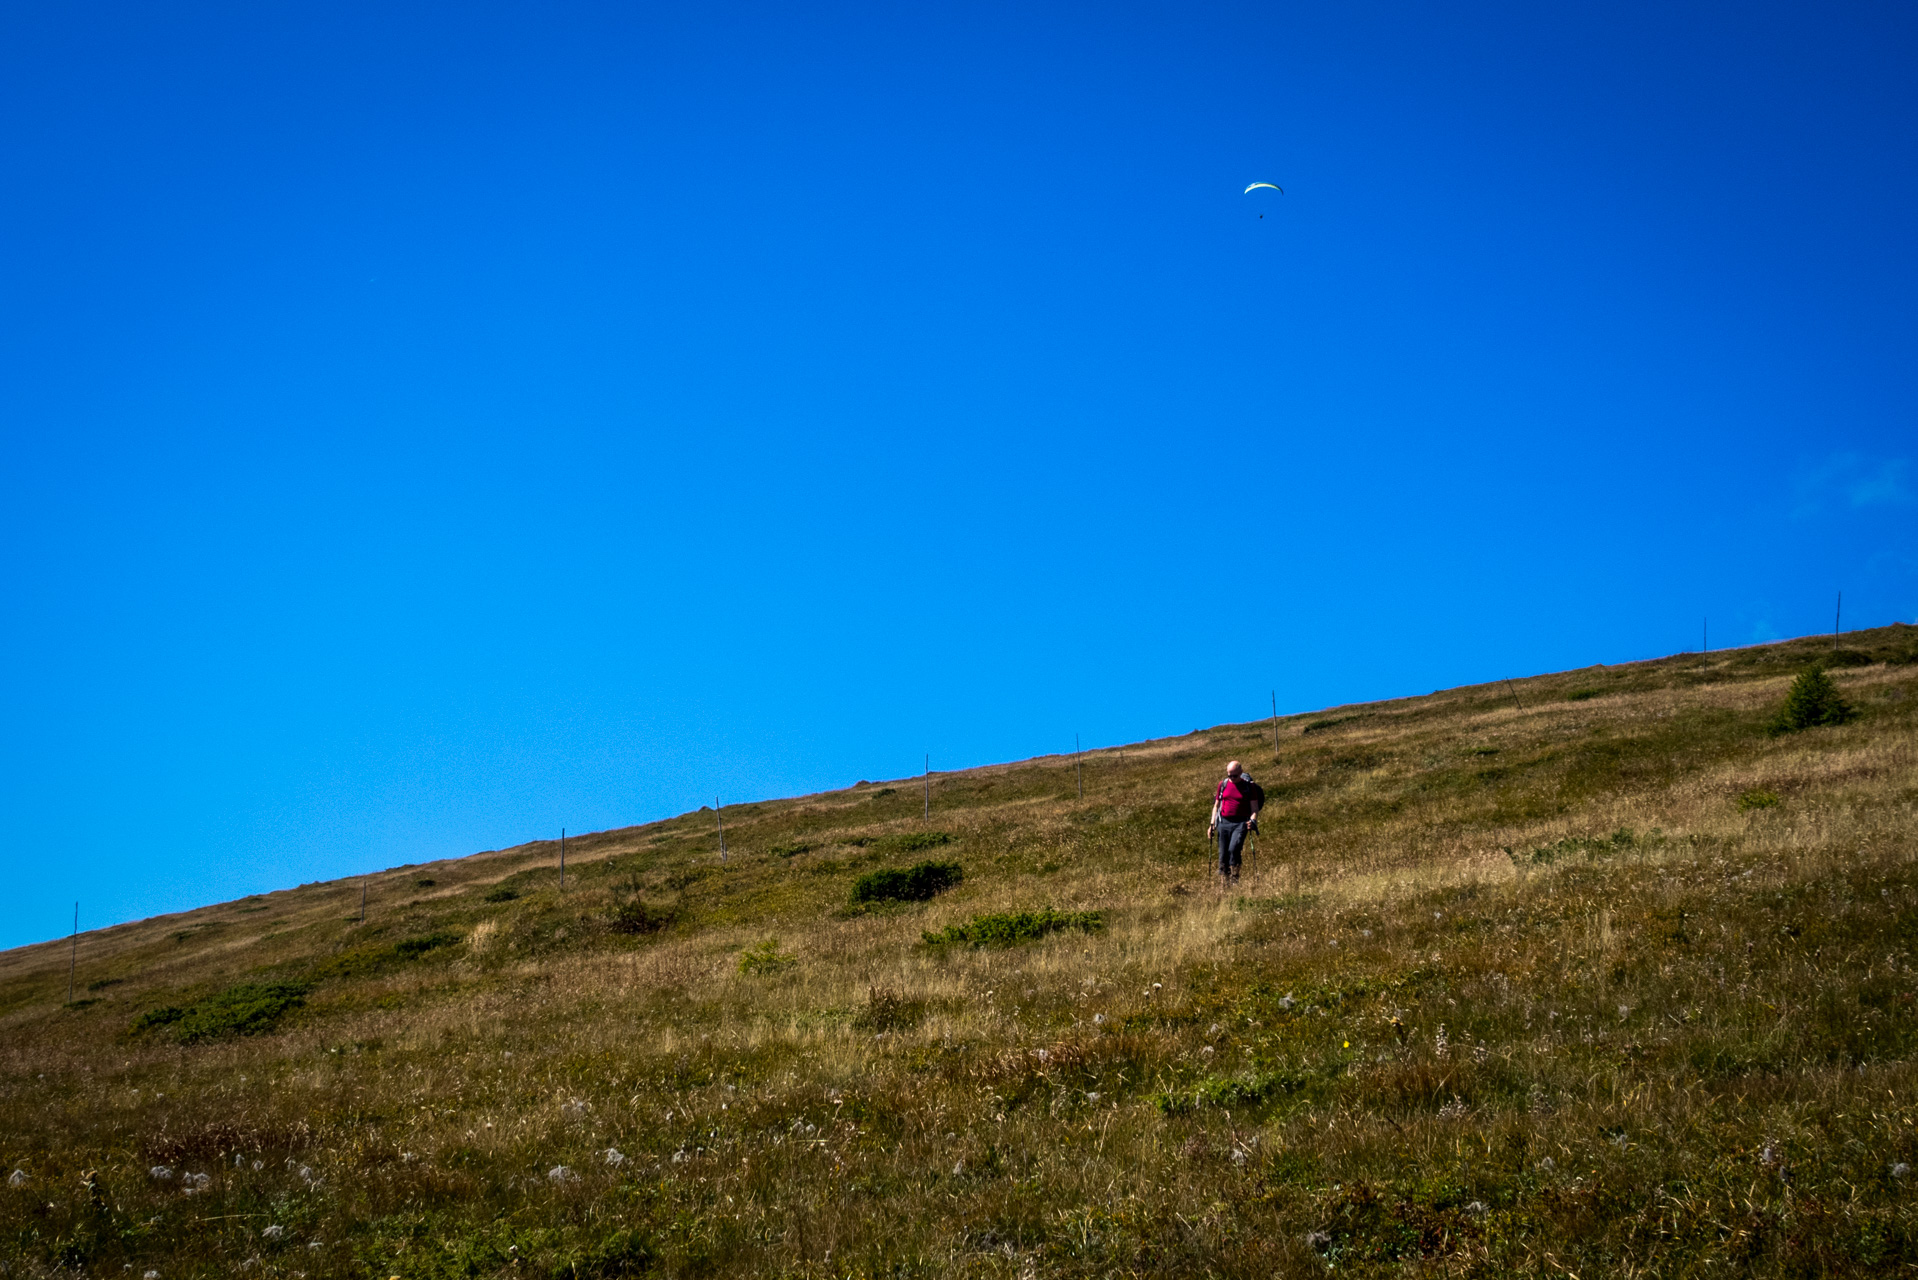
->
xmin=546 ymin=1165 xmax=578 ymax=1182
xmin=1434 ymin=1025 xmax=1449 ymax=1057
xmin=145 ymin=1272 xmax=160 ymax=1279
xmin=561 ymin=1098 xmax=588 ymax=1117
xmin=1538 ymin=1157 xmax=1555 ymax=1171
xmin=1465 ymin=1200 xmax=1488 ymax=1215
xmin=262 ymin=1225 xmax=285 ymax=1241
xmin=1034 ymin=1048 xmax=1049 ymax=1062
xmin=1200 ymin=1045 xmax=1214 ymax=1056
xmin=603 ymin=1148 xmax=626 ymax=1166
xmin=1278 ymin=994 xmax=1296 ymax=1011
xmin=7 ymin=1170 xmax=25 ymax=1187
xmin=1439 ymin=1096 xmax=1468 ymax=1119
xmin=1617 ymin=1004 xmax=1631 ymax=1020
xmin=671 ymin=1150 xmax=688 ymax=1164
xmin=307 ymin=1241 xmax=324 ymax=1250
xmin=1305 ymin=1230 xmax=1332 ymax=1254
xmin=1360 ymin=929 xmax=1373 ymax=938
xmin=251 ymin=1160 xmax=263 ymax=1171
xmin=1208 ymin=1023 xmax=1221 ymax=1035
xmin=1760 ymin=1143 xmax=1781 ymax=1168
xmin=1894 ymin=1163 xmax=1910 ymax=1178
xmin=149 ymin=1166 xmax=173 ymax=1182
xmin=1093 ymin=1013 xmax=1106 ymax=1025
xmin=1086 ymin=1092 xmax=1100 ymax=1103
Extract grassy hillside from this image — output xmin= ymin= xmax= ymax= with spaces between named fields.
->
xmin=4 ymin=625 xmax=1917 ymax=1278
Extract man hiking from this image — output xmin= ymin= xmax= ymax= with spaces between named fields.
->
xmin=1207 ymin=760 xmax=1264 ymax=886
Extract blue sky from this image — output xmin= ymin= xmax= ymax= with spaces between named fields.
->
xmin=2 ymin=1 xmax=1914 ymax=948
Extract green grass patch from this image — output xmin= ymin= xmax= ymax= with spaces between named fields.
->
xmin=483 ymin=885 xmax=520 ymax=903
xmin=876 ymin=830 xmax=955 ymax=855
xmin=1738 ymin=788 xmax=1782 ymax=811
xmin=392 ymin=930 xmax=462 ymax=958
xmin=132 ymin=981 xmax=311 ymax=1043
xmin=922 ymin=908 xmax=1102 ymax=947
xmin=1151 ymin=1067 xmax=1311 ymax=1115
xmin=768 ymin=841 xmax=812 ymax=858
xmin=851 ymin=860 xmax=963 ymax=904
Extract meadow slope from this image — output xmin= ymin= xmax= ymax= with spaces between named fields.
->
xmin=3 ymin=625 xmax=1918 ymax=1278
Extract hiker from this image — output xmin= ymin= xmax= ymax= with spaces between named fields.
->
xmin=1207 ymin=760 xmax=1264 ymax=885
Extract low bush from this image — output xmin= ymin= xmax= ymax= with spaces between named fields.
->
xmin=1565 ymin=688 xmax=1604 ymax=702
xmin=738 ymin=938 xmax=796 ymax=975
xmin=1768 ymin=665 xmax=1855 ymax=734
xmin=923 ymin=908 xmax=1102 ymax=947
xmin=877 ymin=830 xmax=955 ymax=855
xmin=768 ymin=841 xmax=812 ymax=858
xmin=608 ymin=898 xmax=674 ymax=935
xmin=393 ymin=930 xmax=462 ymax=958
xmin=1738 ymin=788 xmax=1782 ymax=811
xmin=483 ymin=886 xmax=520 ymax=903
xmin=852 ymin=860 xmax=962 ymax=904
xmin=132 ymin=981 xmax=311 ymax=1043
xmin=852 ymin=986 xmax=924 ymax=1032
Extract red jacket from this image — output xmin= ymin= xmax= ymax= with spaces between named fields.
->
xmin=1215 ymin=775 xmax=1264 ymax=822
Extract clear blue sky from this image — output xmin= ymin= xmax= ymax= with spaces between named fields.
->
xmin=3 ymin=1 xmax=1914 ymax=948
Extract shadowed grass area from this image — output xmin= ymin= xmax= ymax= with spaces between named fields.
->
xmin=0 ymin=624 xmax=1916 ymax=1276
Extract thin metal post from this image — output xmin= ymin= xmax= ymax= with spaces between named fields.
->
xmin=1075 ymin=734 xmax=1083 ymax=799
xmin=1835 ymin=591 xmax=1842 ymax=650
xmin=923 ymin=755 xmax=930 ymax=821
xmin=715 ymin=799 xmax=726 ymax=860
xmin=1703 ymin=617 xmax=1708 ymax=654
xmin=1270 ymin=690 xmax=1280 ymax=760
xmin=67 ymin=903 xmax=77 ymax=1003
xmin=560 ymin=828 xmax=566 ymax=889
xmin=1504 ymin=679 xmax=1524 ymax=712
xmin=359 ymin=879 xmax=366 ymax=924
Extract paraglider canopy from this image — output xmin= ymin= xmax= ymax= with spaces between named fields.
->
xmin=1243 ymin=182 xmax=1283 ymax=194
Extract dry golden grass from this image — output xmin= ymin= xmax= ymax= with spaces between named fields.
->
xmin=2 ymin=624 xmax=1916 ymax=1277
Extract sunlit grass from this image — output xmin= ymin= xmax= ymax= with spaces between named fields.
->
xmin=1 ymin=624 xmax=1915 ymax=1276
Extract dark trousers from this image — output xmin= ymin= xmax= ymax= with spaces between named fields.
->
xmin=1217 ymin=819 xmax=1249 ymax=877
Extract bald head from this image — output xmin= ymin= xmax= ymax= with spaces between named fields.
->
xmin=1225 ymin=760 xmax=1243 ymax=778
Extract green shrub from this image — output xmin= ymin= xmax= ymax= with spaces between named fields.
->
xmin=738 ymin=938 xmax=796 ymax=975
xmin=1738 ymin=788 xmax=1782 ymax=811
xmin=132 ymin=982 xmax=311 ymax=1043
xmin=851 ymin=860 xmax=963 ymax=904
xmin=768 ymin=841 xmax=812 ymax=858
xmin=1768 ymin=666 xmax=1855 ymax=734
xmin=1565 ymin=688 xmax=1604 ymax=702
xmin=483 ymin=885 xmax=520 ymax=903
xmin=923 ymin=908 xmax=1102 ymax=947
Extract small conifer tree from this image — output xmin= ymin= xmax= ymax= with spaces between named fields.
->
xmin=1768 ymin=664 xmax=1854 ymax=735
